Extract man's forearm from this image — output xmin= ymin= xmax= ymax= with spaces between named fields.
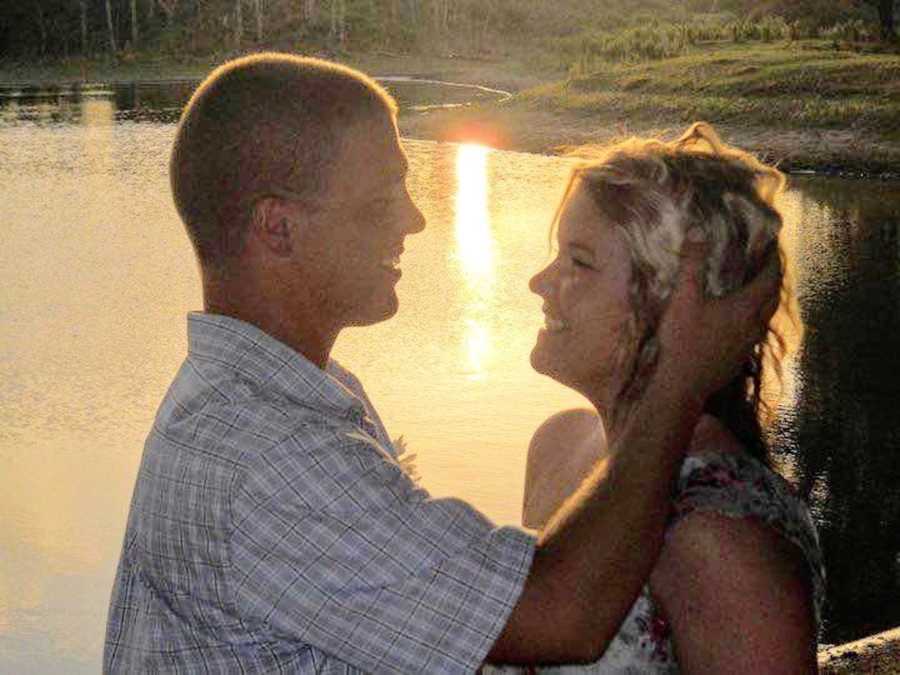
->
xmin=488 ymin=381 xmax=701 ymax=664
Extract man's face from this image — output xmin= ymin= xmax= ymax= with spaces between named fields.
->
xmin=289 ymin=111 xmax=426 ymax=329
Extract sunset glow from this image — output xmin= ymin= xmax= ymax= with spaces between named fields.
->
xmin=454 ymin=143 xmax=493 ymax=281
xmin=454 ymin=143 xmax=495 ymax=379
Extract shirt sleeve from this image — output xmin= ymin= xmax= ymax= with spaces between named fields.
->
xmin=228 ymin=424 xmax=536 ymax=674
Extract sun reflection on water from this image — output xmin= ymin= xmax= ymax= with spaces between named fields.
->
xmin=455 ymin=144 xmax=493 ymax=280
xmin=454 ymin=143 xmax=495 ymax=379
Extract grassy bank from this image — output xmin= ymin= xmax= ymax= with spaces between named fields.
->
xmin=530 ymin=41 xmax=900 ymax=136
xmin=403 ymin=39 xmax=900 ymax=177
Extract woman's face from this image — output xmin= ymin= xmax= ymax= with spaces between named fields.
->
xmin=529 ymin=181 xmax=636 ymax=405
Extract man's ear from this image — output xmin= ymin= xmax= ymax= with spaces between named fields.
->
xmin=251 ymin=197 xmax=299 ymax=258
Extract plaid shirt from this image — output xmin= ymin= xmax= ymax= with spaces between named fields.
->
xmin=104 ymin=313 xmax=536 ymax=674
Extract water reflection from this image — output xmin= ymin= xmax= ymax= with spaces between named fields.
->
xmin=773 ymin=178 xmax=900 ymax=643
xmin=0 ymin=78 xmax=505 ymax=126
xmin=455 ymin=144 xmax=494 ymax=280
xmin=761 ymin=190 xmax=806 ymax=438
xmin=454 ymin=143 xmax=495 ymax=379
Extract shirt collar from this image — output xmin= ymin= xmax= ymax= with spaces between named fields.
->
xmin=186 ymin=312 xmax=365 ymax=419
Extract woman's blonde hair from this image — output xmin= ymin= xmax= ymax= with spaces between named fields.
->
xmin=560 ymin=122 xmax=787 ymax=460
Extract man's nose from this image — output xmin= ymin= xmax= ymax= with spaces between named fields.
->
xmin=404 ymin=197 xmax=426 ymax=235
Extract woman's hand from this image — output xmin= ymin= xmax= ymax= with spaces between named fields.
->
xmin=654 ymin=235 xmax=780 ymax=409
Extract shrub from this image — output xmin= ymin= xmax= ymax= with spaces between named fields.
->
xmin=820 ymin=19 xmax=879 ymax=44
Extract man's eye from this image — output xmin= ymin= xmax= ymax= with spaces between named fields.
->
xmin=371 ymin=198 xmax=392 ymax=210
xmin=358 ymin=197 xmax=393 ymax=218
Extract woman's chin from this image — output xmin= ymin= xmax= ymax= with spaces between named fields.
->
xmin=529 ymin=343 xmax=548 ymax=374
xmin=530 ymin=344 xmax=564 ymax=382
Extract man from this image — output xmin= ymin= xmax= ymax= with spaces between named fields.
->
xmin=104 ymin=53 xmax=778 ymax=673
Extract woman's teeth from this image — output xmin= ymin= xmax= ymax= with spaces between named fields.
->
xmin=544 ymin=316 xmax=568 ymax=333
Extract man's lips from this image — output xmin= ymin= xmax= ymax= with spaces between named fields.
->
xmin=378 ymin=247 xmax=404 ymax=272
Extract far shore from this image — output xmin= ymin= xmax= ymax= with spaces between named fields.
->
xmin=399 ymin=103 xmax=900 ymax=180
xmin=3 ymin=49 xmax=900 ymax=180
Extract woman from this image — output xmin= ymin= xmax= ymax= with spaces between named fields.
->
xmin=520 ymin=123 xmax=823 ymax=673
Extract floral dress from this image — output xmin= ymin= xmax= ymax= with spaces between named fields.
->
xmin=484 ymin=451 xmax=826 ymax=674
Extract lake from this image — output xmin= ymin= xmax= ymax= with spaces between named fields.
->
xmin=1 ymin=79 xmax=898 ymax=672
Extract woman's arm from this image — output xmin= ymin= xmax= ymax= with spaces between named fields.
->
xmin=650 ymin=510 xmax=818 ymax=674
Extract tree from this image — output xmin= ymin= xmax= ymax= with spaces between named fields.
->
xmin=33 ymin=0 xmax=48 ymax=55
xmin=871 ymin=0 xmax=897 ymax=39
xmin=131 ymin=0 xmax=139 ymax=48
xmin=254 ymin=0 xmax=264 ymax=42
xmin=157 ymin=0 xmax=178 ymax=26
xmin=105 ymin=0 xmax=118 ymax=54
xmin=851 ymin=0 xmax=898 ymax=39
xmin=79 ymin=0 xmax=88 ymax=54
xmin=235 ymin=0 xmax=243 ymax=48
xmin=330 ymin=0 xmax=346 ymax=45
xmin=301 ymin=0 xmax=319 ymax=23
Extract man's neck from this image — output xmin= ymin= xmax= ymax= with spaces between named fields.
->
xmin=202 ymin=277 xmax=337 ymax=370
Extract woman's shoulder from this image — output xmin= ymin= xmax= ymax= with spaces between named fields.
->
xmin=522 ymin=409 xmax=604 ymax=530
xmin=528 ymin=408 xmax=600 ymax=459
xmin=649 ymin=506 xmax=820 ymax=671
xmin=666 ymin=419 xmax=826 ymax=627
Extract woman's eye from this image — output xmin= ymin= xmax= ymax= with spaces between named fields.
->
xmin=571 ymin=256 xmax=592 ymax=269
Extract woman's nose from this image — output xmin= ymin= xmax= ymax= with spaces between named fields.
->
xmin=529 ymin=261 xmax=554 ymax=296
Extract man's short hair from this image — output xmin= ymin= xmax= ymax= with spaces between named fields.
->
xmin=170 ymin=53 xmax=398 ymax=269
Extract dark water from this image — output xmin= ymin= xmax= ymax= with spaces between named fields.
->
xmin=771 ymin=178 xmax=900 ymax=643
xmin=0 ymin=79 xmax=898 ymax=670
xmin=0 ymin=76 xmax=507 ymax=125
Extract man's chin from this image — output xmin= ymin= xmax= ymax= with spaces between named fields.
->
xmin=348 ymin=296 xmax=399 ymax=327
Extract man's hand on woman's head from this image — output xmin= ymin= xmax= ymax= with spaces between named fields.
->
xmin=654 ymin=235 xmax=781 ymax=407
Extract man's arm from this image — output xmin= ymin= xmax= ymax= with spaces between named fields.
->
xmin=487 ymin=243 xmax=781 ymax=665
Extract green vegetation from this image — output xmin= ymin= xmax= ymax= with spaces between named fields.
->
xmin=1 ymin=1 xmax=894 ymax=67
xmin=520 ymin=41 xmax=900 ymax=138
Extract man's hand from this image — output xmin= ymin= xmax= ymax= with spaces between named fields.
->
xmin=655 ymin=235 xmax=781 ymax=407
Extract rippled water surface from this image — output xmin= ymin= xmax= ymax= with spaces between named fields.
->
xmin=1 ymin=83 xmax=898 ymax=671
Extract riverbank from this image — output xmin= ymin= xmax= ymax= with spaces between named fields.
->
xmin=396 ymin=42 xmax=900 ymax=179
xmin=3 ymin=43 xmax=899 ymax=177
xmin=819 ymin=626 xmax=900 ymax=674
xmin=401 ymin=104 xmax=900 ymax=178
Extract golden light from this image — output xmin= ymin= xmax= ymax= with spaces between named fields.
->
xmin=453 ymin=143 xmax=495 ymax=379
xmin=454 ymin=143 xmax=493 ymax=281
xmin=761 ymin=191 xmax=807 ymax=478
xmin=464 ymin=318 xmax=490 ymax=376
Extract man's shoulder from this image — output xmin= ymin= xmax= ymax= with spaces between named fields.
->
xmin=149 ymin=378 xmax=355 ymax=479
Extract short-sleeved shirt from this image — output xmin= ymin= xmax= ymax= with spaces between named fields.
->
xmin=103 ymin=312 xmax=536 ymax=674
